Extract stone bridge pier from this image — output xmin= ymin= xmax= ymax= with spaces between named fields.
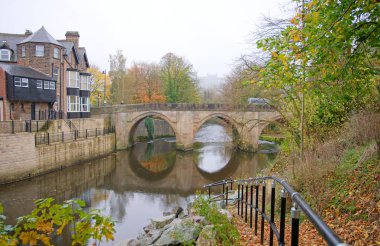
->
xmin=92 ymin=104 xmax=281 ymax=152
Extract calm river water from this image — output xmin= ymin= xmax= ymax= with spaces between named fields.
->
xmin=0 ymin=123 xmax=276 ymax=244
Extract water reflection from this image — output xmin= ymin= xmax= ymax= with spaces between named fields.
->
xmin=0 ymin=123 xmax=276 ymax=244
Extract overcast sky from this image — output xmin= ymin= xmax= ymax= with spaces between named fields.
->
xmin=0 ymin=0 xmax=292 ymax=77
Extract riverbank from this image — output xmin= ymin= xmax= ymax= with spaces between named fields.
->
xmin=231 ymin=113 xmax=380 ymax=245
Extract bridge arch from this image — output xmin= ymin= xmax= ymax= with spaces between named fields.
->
xmin=194 ymin=112 xmax=241 ymax=141
xmin=255 ymin=114 xmax=284 ymax=144
xmin=128 ymin=111 xmax=178 ymax=146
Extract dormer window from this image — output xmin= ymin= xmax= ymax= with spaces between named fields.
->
xmin=35 ymin=45 xmax=44 ymax=57
xmin=0 ymin=49 xmax=10 ymax=61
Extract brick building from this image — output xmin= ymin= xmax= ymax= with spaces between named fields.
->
xmin=0 ymin=26 xmax=91 ymax=120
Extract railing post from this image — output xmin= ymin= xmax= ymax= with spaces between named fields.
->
xmin=86 ymin=129 xmax=88 ymax=139
xmin=95 ymin=128 xmax=98 ymax=137
xmin=237 ymin=183 xmax=240 ymax=215
xmin=62 ymin=131 xmax=64 ymax=143
xmin=250 ymin=184 xmax=253 ymax=228
xmin=47 ymin=132 xmax=50 ymax=145
xmin=225 ymin=185 xmax=229 ymax=207
xmin=261 ymin=179 xmax=266 ymax=244
xmin=208 ymin=186 xmax=211 ymax=199
xmin=11 ymin=120 xmax=14 ymax=134
xmin=245 ymin=184 xmax=248 ymax=223
xmin=74 ymin=130 xmax=77 ymax=141
xmin=254 ymin=180 xmax=259 ymax=235
xmin=280 ymin=188 xmax=289 ymax=245
xmin=230 ymin=180 xmax=233 ymax=190
xmin=37 ymin=121 xmax=39 ymax=132
xmin=29 ymin=120 xmax=32 ymax=132
xmin=222 ymin=183 xmax=225 ymax=195
xmin=241 ymin=182 xmax=244 ymax=218
xmin=270 ymin=181 xmax=276 ymax=246
xmin=291 ymin=203 xmax=301 ymax=246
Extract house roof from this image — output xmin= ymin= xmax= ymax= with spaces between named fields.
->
xmin=78 ymin=47 xmax=89 ymax=68
xmin=0 ymin=33 xmax=27 ymax=61
xmin=58 ymin=40 xmax=79 ymax=65
xmin=0 ymin=62 xmax=55 ymax=81
xmin=18 ymin=26 xmax=62 ymax=47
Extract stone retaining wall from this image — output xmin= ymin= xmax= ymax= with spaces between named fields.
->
xmin=0 ymin=133 xmax=116 ymax=184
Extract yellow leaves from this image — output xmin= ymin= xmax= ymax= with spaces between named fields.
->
xmin=312 ymin=12 xmax=319 ymax=23
xmin=271 ymin=51 xmax=278 ymax=58
xmin=35 ymin=221 xmax=53 ymax=234
xmin=20 ymin=231 xmax=38 ymax=246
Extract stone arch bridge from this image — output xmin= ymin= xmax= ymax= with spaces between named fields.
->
xmin=91 ymin=103 xmax=281 ymax=152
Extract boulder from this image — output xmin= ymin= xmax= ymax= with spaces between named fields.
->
xmin=150 ymin=214 xmax=176 ymax=229
xmin=153 ymin=218 xmax=200 ymax=246
xmin=196 ymin=225 xmax=217 ymax=246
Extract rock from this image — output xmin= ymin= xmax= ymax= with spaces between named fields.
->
xmin=143 ymin=223 xmax=153 ymax=233
xmin=192 ymin=215 xmax=207 ymax=225
xmin=219 ymin=209 xmax=232 ymax=222
xmin=150 ymin=214 xmax=176 ymax=229
xmin=196 ymin=225 xmax=217 ymax=246
xmin=163 ymin=206 xmax=183 ymax=218
xmin=153 ymin=218 xmax=200 ymax=246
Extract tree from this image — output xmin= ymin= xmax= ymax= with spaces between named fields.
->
xmin=249 ymin=0 xmax=379 ymax=154
xmin=109 ymin=50 xmax=128 ymax=104
xmin=127 ymin=62 xmax=165 ymax=103
xmin=88 ymin=65 xmax=111 ymax=107
xmin=160 ymin=53 xmax=201 ymax=103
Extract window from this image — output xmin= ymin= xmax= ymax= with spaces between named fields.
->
xmin=67 ymin=95 xmax=80 ymax=112
xmin=67 ymin=70 xmax=79 ymax=88
xmin=81 ymin=97 xmax=90 ymax=112
xmin=21 ymin=46 xmax=26 ymax=57
xmin=0 ymin=49 xmax=10 ymax=61
xmin=21 ymin=78 xmax=28 ymax=87
xmin=80 ymin=75 xmax=90 ymax=90
xmin=53 ymin=48 xmax=59 ymax=58
xmin=14 ymin=77 xmax=21 ymax=87
xmin=44 ymin=80 xmax=49 ymax=89
xmin=35 ymin=45 xmax=44 ymax=57
xmin=36 ymin=80 xmax=42 ymax=88
xmin=50 ymin=81 xmax=55 ymax=90
xmin=53 ymin=67 xmax=59 ymax=80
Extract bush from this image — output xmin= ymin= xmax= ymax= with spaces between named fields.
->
xmin=0 ymin=198 xmax=115 ymax=246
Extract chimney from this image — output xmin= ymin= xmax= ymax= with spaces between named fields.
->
xmin=65 ymin=31 xmax=80 ymax=49
xmin=25 ymin=30 xmax=33 ymax=36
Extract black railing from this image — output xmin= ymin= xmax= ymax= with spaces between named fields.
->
xmin=35 ymin=126 xmax=115 ymax=146
xmin=0 ymin=120 xmax=50 ymax=134
xmin=34 ymin=110 xmax=66 ymax=120
xmin=203 ymin=176 xmax=348 ymax=246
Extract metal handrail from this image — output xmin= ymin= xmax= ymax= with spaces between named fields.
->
xmin=203 ymin=176 xmax=348 ymax=246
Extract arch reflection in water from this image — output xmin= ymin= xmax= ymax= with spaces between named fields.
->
xmin=129 ymin=140 xmax=177 ymax=180
xmin=193 ymin=122 xmax=233 ymax=173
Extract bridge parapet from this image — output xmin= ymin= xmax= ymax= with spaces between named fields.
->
xmin=91 ymin=103 xmax=275 ymax=115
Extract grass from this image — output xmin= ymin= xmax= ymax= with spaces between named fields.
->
xmin=192 ymin=193 xmax=240 ymax=246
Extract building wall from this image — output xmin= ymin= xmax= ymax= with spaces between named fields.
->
xmin=0 ymin=68 xmax=6 ymax=120
xmin=0 ymin=133 xmax=116 ymax=184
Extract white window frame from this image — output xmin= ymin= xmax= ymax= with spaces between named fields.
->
xmin=0 ymin=49 xmax=11 ymax=61
xmin=67 ymin=70 xmax=79 ymax=88
xmin=80 ymin=97 xmax=90 ymax=112
xmin=21 ymin=46 xmax=26 ymax=57
xmin=80 ymin=75 xmax=90 ymax=90
xmin=35 ymin=45 xmax=44 ymax=57
xmin=50 ymin=81 xmax=55 ymax=90
xmin=67 ymin=95 xmax=80 ymax=112
xmin=44 ymin=80 xmax=49 ymax=89
xmin=21 ymin=78 xmax=28 ymax=87
xmin=53 ymin=47 xmax=59 ymax=59
xmin=36 ymin=80 xmax=42 ymax=89
xmin=14 ymin=77 xmax=21 ymax=87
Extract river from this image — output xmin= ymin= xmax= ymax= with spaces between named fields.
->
xmin=0 ymin=123 xmax=276 ymax=244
